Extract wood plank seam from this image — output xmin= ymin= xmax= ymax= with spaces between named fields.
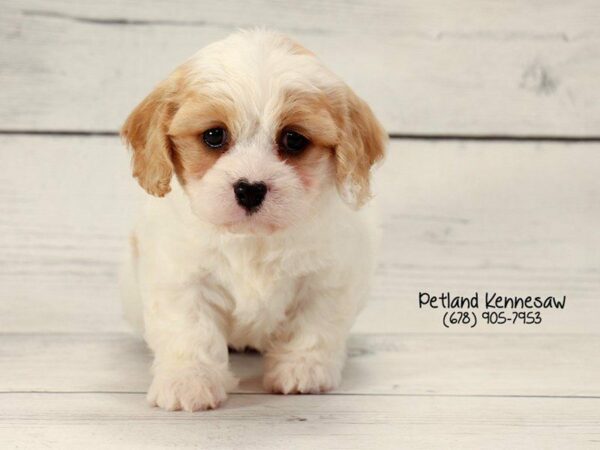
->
xmin=2 ymin=130 xmax=600 ymax=142
xmin=2 ymin=392 xmax=599 ymax=400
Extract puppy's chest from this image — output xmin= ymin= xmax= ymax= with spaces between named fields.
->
xmin=226 ymin=254 xmax=294 ymax=308
xmin=207 ymin=242 xmax=304 ymax=347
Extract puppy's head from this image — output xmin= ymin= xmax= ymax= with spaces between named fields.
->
xmin=122 ymin=30 xmax=386 ymax=233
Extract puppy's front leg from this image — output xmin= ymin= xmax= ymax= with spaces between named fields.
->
xmin=263 ymin=280 xmax=359 ymax=394
xmin=143 ymin=285 xmax=237 ymax=412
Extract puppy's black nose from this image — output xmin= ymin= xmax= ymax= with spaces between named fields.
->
xmin=233 ymin=179 xmax=267 ymax=212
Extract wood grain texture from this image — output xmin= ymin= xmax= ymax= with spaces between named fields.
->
xmin=1 ymin=1 xmax=599 ymax=135
xmin=1 ymin=136 xmax=598 ymax=333
xmin=1 ymin=333 xmax=599 ymax=397
xmin=0 ymin=393 xmax=598 ymax=449
xmin=2 ymin=3 xmax=598 ymax=446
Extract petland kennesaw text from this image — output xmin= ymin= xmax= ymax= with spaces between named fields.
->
xmin=419 ymin=292 xmax=566 ymax=310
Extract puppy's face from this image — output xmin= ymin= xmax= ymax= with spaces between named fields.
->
xmin=122 ymin=31 xmax=386 ymax=234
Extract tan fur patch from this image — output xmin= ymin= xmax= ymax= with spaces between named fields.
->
xmin=170 ymin=135 xmax=224 ymax=185
xmin=168 ymin=94 xmax=238 ymax=184
xmin=332 ymin=86 xmax=387 ymax=206
xmin=121 ymin=63 xmax=240 ymax=194
xmin=121 ymin=66 xmax=191 ymax=197
xmin=278 ymin=90 xmax=340 ymax=149
xmin=276 ymin=87 xmax=386 ymax=201
xmin=275 ymin=90 xmax=339 ymax=188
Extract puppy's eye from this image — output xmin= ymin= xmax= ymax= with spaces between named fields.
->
xmin=279 ymin=130 xmax=310 ymax=156
xmin=202 ymin=127 xmax=228 ymax=149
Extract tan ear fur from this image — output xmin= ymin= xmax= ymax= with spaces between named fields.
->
xmin=121 ymin=75 xmax=182 ymax=197
xmin=335 ymin=88 xmax=387 ymax=207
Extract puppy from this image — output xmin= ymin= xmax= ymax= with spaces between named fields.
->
xmin=120 ymin=29 xmax=386 ymax=412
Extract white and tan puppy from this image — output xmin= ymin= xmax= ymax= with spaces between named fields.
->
xmin=120 ymin=29 xmax=386 ymax=412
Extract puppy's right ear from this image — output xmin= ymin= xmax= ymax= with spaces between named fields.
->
xmin=121 ymin=74 xmax=182 ymax=197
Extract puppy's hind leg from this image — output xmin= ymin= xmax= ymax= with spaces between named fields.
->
xmin=119 ymin=233 xmax=144 ymax=336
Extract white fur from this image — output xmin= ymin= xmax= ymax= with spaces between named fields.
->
xmin=121 ymin=30 xmax=382 ymax=412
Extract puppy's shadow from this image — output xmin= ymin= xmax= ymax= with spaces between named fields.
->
xmin=228 ymin=347 xmax=265 ymax=395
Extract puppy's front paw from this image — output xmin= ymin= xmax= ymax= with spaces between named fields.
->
xmin=263 ymin=353 xmax=342 ymax=394
xmin=147 ymin=365 xmax=236 ymax=412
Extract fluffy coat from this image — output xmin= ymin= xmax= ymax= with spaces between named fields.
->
xmin=120 ymin=29 xmax=386 ymax=412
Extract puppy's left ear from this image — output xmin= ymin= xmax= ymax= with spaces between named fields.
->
xmin=121 ymin=73 xmax=182 ymax=197
xmin=334 ymin=87 xmax=387 ymax=208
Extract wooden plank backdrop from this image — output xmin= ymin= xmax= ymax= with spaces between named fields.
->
xmin=1 ymin=0 xmax=600 ymax=136
xmin=1 ymin=136 xmax=598 ymax=334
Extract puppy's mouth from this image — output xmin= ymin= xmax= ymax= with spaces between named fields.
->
xmin=220 ymin=218 xmax=283 ymax=236
xmin=221 ymin=202 xmax=289 ymax=235
xmin=242 ymin=206 xmax=262 ymax=217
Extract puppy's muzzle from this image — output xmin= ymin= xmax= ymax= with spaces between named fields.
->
xmin=233 ymin=179 xmax=267 ymax=213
